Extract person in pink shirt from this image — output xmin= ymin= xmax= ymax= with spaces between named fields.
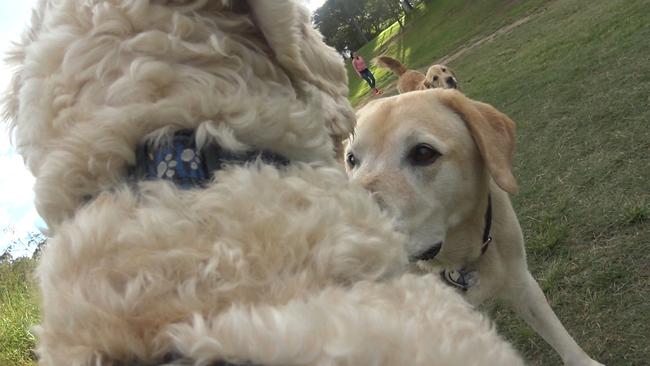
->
xmin=352 ymin=52 xmax=382 ymax=95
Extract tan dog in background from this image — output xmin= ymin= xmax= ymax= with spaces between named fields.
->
xmin=344 ymin=89 xmax=604 ymax=366
xmin=374 ymin=55 xmax=458 ymax=93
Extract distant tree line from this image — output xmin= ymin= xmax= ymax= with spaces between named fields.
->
xmin=313 ymin=0 xmax=425 ymax=54
xmin=1 ymin=227 xmax=47 ymax=262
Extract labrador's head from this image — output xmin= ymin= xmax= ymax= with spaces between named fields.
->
xmin=344 ymin=89 xmax=516 ymax=263
xmin=423 ymin=65 xmax=459 ymax=90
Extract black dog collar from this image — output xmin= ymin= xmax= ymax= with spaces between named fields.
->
xmin=481 ymin=194 xmax=493 ymax=254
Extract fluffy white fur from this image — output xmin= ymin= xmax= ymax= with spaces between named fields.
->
xmin=4 ymin=1 xmax=524 ymax=365
xmin=168 ymin=274 xmax=522 ymax=366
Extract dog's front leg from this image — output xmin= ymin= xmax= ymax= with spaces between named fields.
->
xmin=502 ymin=271 xmax=604 ymax=366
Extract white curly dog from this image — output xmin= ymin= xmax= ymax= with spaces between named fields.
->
xmin=4 ymin=1 xmax=524 ymax=365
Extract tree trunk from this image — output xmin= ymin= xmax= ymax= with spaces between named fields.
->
xmin=351 ymin=17 xmax=369 ymax=43
xmin=402 ymin=0 xmax=414 ymax=11
xmin=337 ymin=0 xmax=369 ymax=45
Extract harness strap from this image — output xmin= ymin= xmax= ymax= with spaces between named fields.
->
xmin=117 ymin=352 xmax=258 ymax=366
xmin=116 ymin=131 xmax=280 ymax=365
xmin=131 ymin=130 xmax=289 ymax=189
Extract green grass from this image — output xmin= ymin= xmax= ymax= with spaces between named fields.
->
xmin=0 ymin=258 xmax=40 ymax=366
xmin=350 ymin=0 xmax=650 ymax=364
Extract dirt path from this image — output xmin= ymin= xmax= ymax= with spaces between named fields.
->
xmin=436 ymin=13 xmax=535 ymax=65
xmin=355 ymin=10 xmax=541 ymax=109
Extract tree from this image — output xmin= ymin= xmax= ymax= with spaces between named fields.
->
xmin=0 ymin=250 xmax=12 ymax=263
xmin=401 ymin=0 xmax=414 ymax=11
xmin=313 ymin=0 xmax=361 ymax=52
xmin=313 ymin=0 xmax=424 ymax=52
xmin=381 ymin=0 xmax=406 ymax=28
xmin=1 ymin=226 xmax=47 ymax=261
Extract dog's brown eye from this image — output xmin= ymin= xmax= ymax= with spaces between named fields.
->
xmin=408 ymin=144 xmax=440 ymax=166
xmin=442 ymin=67 xmax=447 ymax=72
xmin=433 ymin=76 xmax=439 ymax=81
xmin=346 ymin=152 xmax=357 ymax=168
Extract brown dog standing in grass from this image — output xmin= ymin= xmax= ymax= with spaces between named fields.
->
xmin=374 ymin=55 xmax=459 ymax=93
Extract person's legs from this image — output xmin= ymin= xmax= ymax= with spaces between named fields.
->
xmin=361 ymin=69 xmax=381 ymax=95
xmin=360 ymin=69 xmax=374 ymax=87
xmin=365 ymin=71 xmax=376 ymax=88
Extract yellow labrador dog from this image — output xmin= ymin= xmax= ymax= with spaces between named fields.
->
xmin=374 ymin=56 xmax=458 ymax=93
xmin=344 ymin=89 xmax=604 ymax=366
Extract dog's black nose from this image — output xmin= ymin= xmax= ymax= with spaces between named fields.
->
xmin=446 ymin=77 xmax=457 ymax=89
xmin=410 ymin=242 xmax=443 ymax=262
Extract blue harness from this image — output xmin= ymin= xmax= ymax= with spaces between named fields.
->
xmin=123 ymin=130 xmax=284 ymax=366
xmin=131 ymin=130 xmax=289 ymax=188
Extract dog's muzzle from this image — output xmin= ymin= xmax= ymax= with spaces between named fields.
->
xmin=445 ymin=77 xmax=458 ymax=89
xmin=409 ymin=241 xmax=443 ymax=262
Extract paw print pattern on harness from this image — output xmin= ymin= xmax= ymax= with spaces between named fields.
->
xmin=156 ymin=153 xmax=178 ymax=178
xmin=139 ymin=132 xmax=208 ymax=189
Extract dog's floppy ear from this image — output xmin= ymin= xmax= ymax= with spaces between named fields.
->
xmin=247 ymin=0 xmax=354 ymax=138
xmin=438 ymin=90 xmax=518 ymax=193
xmin=423 ymin=67 xmax=436 ymax=88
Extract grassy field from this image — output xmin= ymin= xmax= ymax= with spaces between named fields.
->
xmin=0 ymin=258 xmax=39 ymax=366
xmin=351 ymin=0 xmax=649 ymax=364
